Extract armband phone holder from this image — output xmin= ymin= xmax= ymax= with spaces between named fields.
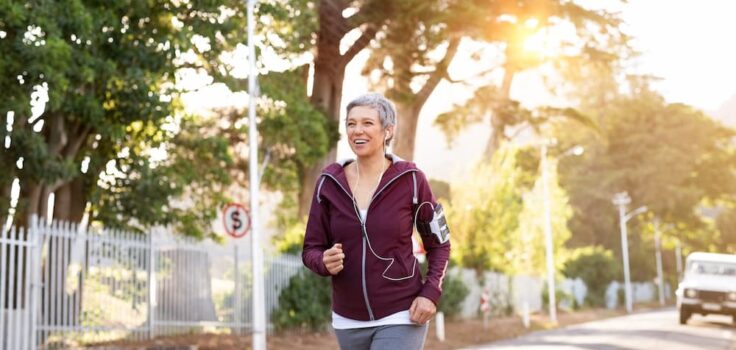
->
xmin=416 ymin=203 xmax=450 ymax=244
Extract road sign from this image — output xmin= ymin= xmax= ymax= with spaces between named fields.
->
xmin=223 ymin=203 xmax=250 ymax=238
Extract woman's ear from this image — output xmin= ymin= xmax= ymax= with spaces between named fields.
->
xmin=385 ymin=126 xmax=395 ymax=142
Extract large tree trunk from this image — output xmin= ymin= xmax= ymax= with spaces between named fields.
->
xmin=297 ymin=0 xmax=380 ymax=217
xmin=0 ymin=181 xmax=12 ymax=218
xmin=484 ymin=65 xmax=516 ymax=160
xmin=53 ymin=177 xmax=87 ymax=222
xmin=15 ymin=181 xmax=43 ymax=227
xmin=297 ymin=10 xmax=345 ymax=218
xmin=387 ymin=37 xmax=461 ymax=163
xmin=392 ymin=103 xmax=422 ymax=161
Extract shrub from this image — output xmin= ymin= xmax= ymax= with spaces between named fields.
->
xmin=542 ymin=283 xmax=573 ymax=310
xmin=437 ymin=273 xmax=469 ymax=319
xmin=272 ymin=269 xmax=331 ymax=331
xmin=563 ymin=246 xmax=619 ymax=307
xmin=273 ymin=220 xmax=307 ymax=254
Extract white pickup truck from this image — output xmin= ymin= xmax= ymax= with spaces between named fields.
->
xmin=675 ymin=252 xmax=736 ymax=325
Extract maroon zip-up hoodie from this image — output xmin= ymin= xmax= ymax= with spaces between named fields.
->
xmin=302 ymin=155 xmax=451 ymax=321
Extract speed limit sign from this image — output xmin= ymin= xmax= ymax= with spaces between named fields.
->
xmin=222 ymin=203 xmax=251 ymax=238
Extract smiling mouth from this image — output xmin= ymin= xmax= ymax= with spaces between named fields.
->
xmin=354 ymin=139 xmax=369 ymax=145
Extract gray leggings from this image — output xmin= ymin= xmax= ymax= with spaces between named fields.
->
xmin=334 ymin=324 xmax=429 ymax=350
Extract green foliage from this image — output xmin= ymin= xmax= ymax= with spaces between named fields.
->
xmin=0 ymin=0 xmax=249 ymax=231
xmin=511 ymin=156 xmax=573 ymax=275
xmin=272 ymin=269 xmax=331 ymax=332
xmin=92 ymin=117 xmax=232 ymax=239
xmin=715 ymin=207 xmax=736 ymax=252
xmin=447 ymin=146 xmax=524 ymax=272
xmin=555 ymin=85 xmax=736 ymax=279
xmin=563 ymin=246 xmax=619 ymax=307
xmin=542 ymin=283 xmax=573 ymax=310
xmin=0 ymin=1 xmax=335 ymax=236
xmin=257 ymin=0 xmax=318 ymax=56
xmin=437 ymin=272 xmax=469 ymax=319
xmin=258 ymin=69 xmax=340 ymax=193
xmin=448 ymin=143 xmax=573 ymax=275
xmin=273 ymin=219 xmax=307 ymax=255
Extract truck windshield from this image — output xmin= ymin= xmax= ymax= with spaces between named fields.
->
xmin=687 ymin=261 xmax=736 ymax=276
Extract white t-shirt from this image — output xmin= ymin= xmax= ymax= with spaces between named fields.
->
xmin=332 ymin=310 xmax=414 ymax=329
xmin=331 ymin=208 xmax=414 ymax=329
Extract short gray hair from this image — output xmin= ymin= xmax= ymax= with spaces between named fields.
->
xmin=346 ymin=93 xmax=397 ymax=145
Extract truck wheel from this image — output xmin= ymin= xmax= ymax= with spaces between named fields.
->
xmin=679 ymin=309 xmax=690 ymax=325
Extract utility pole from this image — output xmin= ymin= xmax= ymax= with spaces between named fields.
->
xmin=654 ymin=220 xmax=665 ymax=306
xmin=675 ymin=240 xmax=683 ymax=282
xmin=612 ymin=192 xmax=647 ymax=313
xmin=247 ymin=0 xmax=266 ymax=349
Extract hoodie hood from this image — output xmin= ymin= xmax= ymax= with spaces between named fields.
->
xmin=317 ymin=154 xmax=419 ymax=202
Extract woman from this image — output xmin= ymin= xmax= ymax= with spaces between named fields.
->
xmin=302 ymin=92 xmax=451 ymax=350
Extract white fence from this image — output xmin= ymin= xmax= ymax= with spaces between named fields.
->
xmin=2 ymin=219 xmax=673 ymax=349
xmin=450 ymin=267 xmax=669 ymax=319
xmin=1 ymin=219 xmax=304 ymax=350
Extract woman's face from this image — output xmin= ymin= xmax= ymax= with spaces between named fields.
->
xmin=346 ymin=106 xmax=390 ymax=158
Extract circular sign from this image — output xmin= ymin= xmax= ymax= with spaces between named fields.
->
xmin=222 ymin=203 xmax=251 ymax=238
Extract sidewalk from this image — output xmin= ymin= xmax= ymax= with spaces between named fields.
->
xmin=87 ymin=307 xmax=633 ymax=349
xmin=424 ymin=308 xmax=626 ymax=350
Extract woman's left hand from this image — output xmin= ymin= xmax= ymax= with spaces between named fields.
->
xmin=409 ymin=296 xmax=436 ymax=324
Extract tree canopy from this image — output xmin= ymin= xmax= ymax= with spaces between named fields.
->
xmin=0 ymin=1 xmax=336 ymax=237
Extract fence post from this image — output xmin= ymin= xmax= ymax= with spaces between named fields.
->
xmin=234 ymin=244 xmax=241 ymax=335
xmin=0 ymin=222 xmax=6 ymax=350
xmin=29 ymin=216 xmax=41 ymax=350
xmin=147 ymin=231 xmax=156 ymax=340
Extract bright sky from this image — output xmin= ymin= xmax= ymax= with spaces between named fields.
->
xmin=621 ymin=0 xmax=736 ymax=112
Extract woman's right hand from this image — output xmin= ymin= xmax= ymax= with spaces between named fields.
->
xmin=323 ymin=243 xmax=344 ymax=275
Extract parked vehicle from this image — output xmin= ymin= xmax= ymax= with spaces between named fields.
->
xmin=675 ymin=252 xmax=736 ymax=325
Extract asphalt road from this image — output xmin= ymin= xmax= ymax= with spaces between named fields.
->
xmin=463 ymin=308 xmax=735 ymax=350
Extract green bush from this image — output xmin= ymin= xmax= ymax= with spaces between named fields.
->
xmin=272 ymin=220 xmax=307 ymax=254
xmin=542 ymin=283 xmax=573 ymax=310
xmin=437 ymin=273 xmax=469 ymax=319
xmin=563 ymin=246 xmax=619 ymax=307
xmin=272 ymin=269 xmax=331 ymax=331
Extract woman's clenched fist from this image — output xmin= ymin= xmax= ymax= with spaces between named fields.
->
xmin=323 ymin=243 xmax=344 ymax=275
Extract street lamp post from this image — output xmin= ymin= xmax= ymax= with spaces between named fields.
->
xmin=612 ymin=192 xmax=647 ymax=313
xmin=539 ymin=141 xmax=583 ymax=324
xmin=540 ymin=142 xmax=556 ymax=324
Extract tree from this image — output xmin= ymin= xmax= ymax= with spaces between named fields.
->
xmin=0 ymin=0 xmax=250 ymax=230
xmin=448 ymin=145 xmax=526 ymax=273
xmin=262 ymin=0 xmax=393 ymax=217
xmin=563 ymin=246 xmax=619 ymax=307
xmin=0 ymin=1 xmax=341 ymax=332
xmin=512 ymin=155 xmax=573 ymax=275
xmin=435 ymin=1 xmax=630 ymax=159
xmin=555 ymin=83 xmax=736 ymax=281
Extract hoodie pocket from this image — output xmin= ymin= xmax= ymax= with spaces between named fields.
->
xmin=382 ymin=253 xmax=417 ymax=281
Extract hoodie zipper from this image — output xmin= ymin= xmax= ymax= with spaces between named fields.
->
xmin=322 ymin=168 xmax=418 ymax=321
xmin=322 ymin=173 xmax=375 ymax=320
